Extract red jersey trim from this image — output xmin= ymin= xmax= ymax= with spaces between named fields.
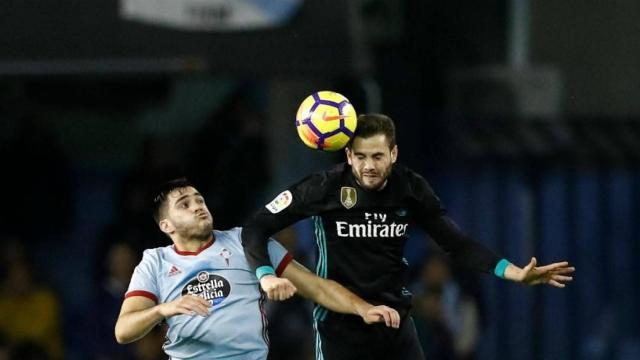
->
xmin=125 ymin=290 xmax=158 ymax=303
xmin=172 ymin=236 xmax=215 ymax=256
xmin=275 ymin=253 xmax=294 ymax=277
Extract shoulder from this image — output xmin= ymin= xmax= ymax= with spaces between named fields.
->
xmin=281 ymin=164 xmax=346 ymax=205
xmin=393 ymin=163 xmax=422 ymax=180
xmin=141 ymin=247 xmax=162 ymax=260
xmin=305 ymin=163 xmax=347 ymax=185
xmin=214 ymin=227 xmax=244 ymax=248
xmin=216 ymin=226 xmax=242 ymax=235
xmin=139 ymin=246 xmax=171 ymax=266
xmin=296 ymin=163 xmax=347 ymax=193
xmin=392 ymin=164 xmax=434 ymax=195
xmin=390 ymin=163 xmax=420 ymax=183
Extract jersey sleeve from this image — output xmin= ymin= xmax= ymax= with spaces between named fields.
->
xmin=267 ymin=239 xmax=294 ymax=277
xmin=125 ymin=249 xmax=160 ymax=303
xmin=409 ymin=171 xmax=502 ymax=273
xmin=241 ymin=172 xmax=328 ymax=274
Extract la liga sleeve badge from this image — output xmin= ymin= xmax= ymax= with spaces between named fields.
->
xmin=266 ymin=190 xmax=293 ymax=214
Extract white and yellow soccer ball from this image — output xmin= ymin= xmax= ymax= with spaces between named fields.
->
xmin=295 ymin=91 xmax=357 ymax=151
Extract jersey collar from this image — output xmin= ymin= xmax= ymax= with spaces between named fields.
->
xmin=172 ymin=235 xmax=215 ymax=256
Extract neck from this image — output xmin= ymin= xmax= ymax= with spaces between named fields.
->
xmin=173 ymin=234 xmax=213 ymax=253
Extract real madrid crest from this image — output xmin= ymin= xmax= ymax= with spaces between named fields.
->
xmin=340 ymin=187 xmax=357 ymax=209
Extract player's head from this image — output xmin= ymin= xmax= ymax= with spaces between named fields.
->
xmin=345 ymin=114 xmax=398 ymax=190
xmin=152 ymin=178 xmax=213 ymax=240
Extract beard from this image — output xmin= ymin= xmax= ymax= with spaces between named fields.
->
xmin=354 ymin=166 xmax=392 ymax=190
xmin=175 ymin=216 xmax=213 ymax=240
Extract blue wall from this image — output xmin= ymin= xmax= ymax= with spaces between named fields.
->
xmin=424 ymin=165 xmax=640 ymax=360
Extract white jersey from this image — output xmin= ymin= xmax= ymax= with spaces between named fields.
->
xmin=125 ymin=227 xmax=292 ymax=360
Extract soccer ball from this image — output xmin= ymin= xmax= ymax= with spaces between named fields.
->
xmin=295 ymin=91 xmax=357 ymax=151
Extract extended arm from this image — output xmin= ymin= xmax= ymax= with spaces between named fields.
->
xmin=425 ymin=214 xmax=502 ymax=273
xmin=115 ymin=295 xmax=210 ymax=344
xmin=413 ymin=174 xmax=575 ymax=286
xmin=427 ymin=217 xmax=575 ymax=287
xmin=281 ymin=259 xmax=400 ymax=328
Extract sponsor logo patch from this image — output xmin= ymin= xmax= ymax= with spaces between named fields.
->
xmin=183 ymin=272 xmax=231 ymax=306
xmin=340 ymin=187 xmax=357 ymax=209
xmin=266 ymin=190 xmax=293 ymax=214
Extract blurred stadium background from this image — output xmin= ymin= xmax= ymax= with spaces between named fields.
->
xmin=0 ymin=1 xmax=639 ymax=359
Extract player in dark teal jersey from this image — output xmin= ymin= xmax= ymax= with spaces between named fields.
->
xmin=242 ymin=114 xmax=575 ymax=359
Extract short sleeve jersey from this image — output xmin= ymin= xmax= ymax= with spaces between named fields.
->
xmin=126 ymin=227 xmax=293 ymax=360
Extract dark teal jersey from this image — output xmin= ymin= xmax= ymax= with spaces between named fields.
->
xmin=242 ymin=163 xmax=501 ymax=314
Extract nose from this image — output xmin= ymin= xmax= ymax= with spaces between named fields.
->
xmin=363 ymin=158 xmax=375 ymax=171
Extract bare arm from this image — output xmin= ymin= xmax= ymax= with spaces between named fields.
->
xmin=115 ymin=295 xmax=210 ymax=344
xmin=281 ymin=260 xmax=400 ymax=328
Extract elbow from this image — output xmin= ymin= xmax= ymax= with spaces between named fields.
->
xmin=114 ymin=330 xmax=127 ymax=345
xmin=114 ymin=324 xmax=133 ymax=345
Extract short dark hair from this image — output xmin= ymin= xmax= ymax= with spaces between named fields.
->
xmin=152 ymin=177 xmax=194 ymax=223
xmin=349 ymin=113 xmax=396 ymax=148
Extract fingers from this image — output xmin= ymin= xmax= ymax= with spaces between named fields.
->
xmin=260 ymin=277 xmax=297 ymax=301
xmin=390 ymin=308 xmax=400 ymax=328
xmin=176 ymin=295 xmax=211 ymax=317
xmin=380 ymin=308 xmax=392 ymax=327
xmin=548 ymin=279 xmax=565 ymax=288
xmin=522 ymin=257 xmax=537 ymax=275
xmin=551 ymin=266 xmax=576 ymax=275
xmin=551 ymin=274 xmax=573 ymax=283
xmin=546 ymin=273 xmax=573 ymax=289
xmin=187 ymin=295 xmax=211 ymax=316
xmin=367 ymin=306 xmax=400 ymax=329
xmin=536 ymin=261 xmax=570 ymax=272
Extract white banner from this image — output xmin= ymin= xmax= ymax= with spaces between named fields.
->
xmin=120 ymin=0 xmax=303 ymax=31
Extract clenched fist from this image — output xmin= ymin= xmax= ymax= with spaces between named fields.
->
xmin=260 ymin=275 xmax=297 ymax=301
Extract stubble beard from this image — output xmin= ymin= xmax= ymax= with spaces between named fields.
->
xmin=177 ymin=218 xmax=213 ymax=241
xmin=355 ymin=165 xmax=392 ymax=191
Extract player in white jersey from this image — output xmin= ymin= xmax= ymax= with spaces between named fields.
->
xmin=115 ymin=178 xmax=400 ymax=360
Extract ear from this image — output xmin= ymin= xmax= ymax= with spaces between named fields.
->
xmin=391 ymin=145 xmax=398 ymax=164
xmin=345 ymin=147 xmax=353 ymax=165
xmin=159 ymin=219 xmax=175 ymax=235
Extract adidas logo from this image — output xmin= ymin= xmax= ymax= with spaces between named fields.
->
xmin=167 ymin=265 xmax=181 ymax=277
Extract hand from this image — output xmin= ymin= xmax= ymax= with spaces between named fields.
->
xmin=260 ymin=275 xmax=297 ymax=301
xmin=357 ymin=305 xmax=401 ymax=329
xmin=510 ymin=257 xmax=575 ymax=288
xmin=158 ymin=294 xmax=211 ymax=318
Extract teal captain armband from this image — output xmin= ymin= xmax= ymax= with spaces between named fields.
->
xmin=256 ymin=266 xmax=276 ymax=280
xmin=494 ymin=259 xmax=511 ymax=279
